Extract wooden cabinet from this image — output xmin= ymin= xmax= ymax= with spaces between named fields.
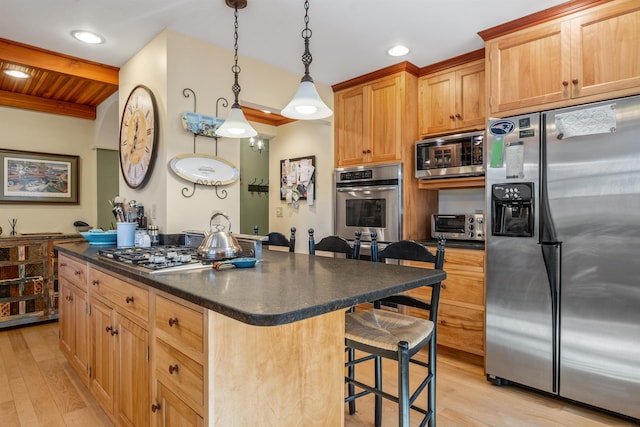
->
xmin=485 ymin=0 xmax=640 ymax=115
xmin=58 ymin=252 xmax=90 ymax=385
xmin=405 ymin=247 xmax=486 ymax=357
xmin=88 ymin=266 xmax=150 ymax=427
xmin=334 ymin=71 xmax=412 ymax=167
xmin=419 ymin=59 xmax=485 ymax=136
xmin=154 ymin=382 xmax=204 ymax=427
xmin=152 ymin=294 xmax=206 ymax=425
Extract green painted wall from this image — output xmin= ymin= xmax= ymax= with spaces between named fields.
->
xmin=96 ymin=149 xmax=119 ymax=230
xmin=239 ymin=138 xmax=269 ymax=234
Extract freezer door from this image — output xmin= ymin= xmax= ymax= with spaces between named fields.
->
xmin=544 ymin=95 xmax=640 ymax=419
xmin=486 ymin=113 xmax=557 ymax=393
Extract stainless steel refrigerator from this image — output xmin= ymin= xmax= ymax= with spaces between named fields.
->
xmin=485 ymin=94 xmax=640 ymax=420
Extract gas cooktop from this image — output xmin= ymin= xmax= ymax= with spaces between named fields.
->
xmin=98 ymin=246 xmax=211 ymax=272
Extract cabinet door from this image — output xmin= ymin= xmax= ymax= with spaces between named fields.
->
xmin=90 ymin=298 xmax=115 ymax=414
xmin=456 ymin=61 xmax=486 ymax=130
xmin=155 ymin=382 xmax=204 ymax=427
xmin=116 ymin=313 xmax=150 ymax=427
xmin=571 ymin=1 xmax=640 ymax=99
xmin=369 ymin=75 xmax=402 ymax=163
xmin=419 ymin=71 xmax=456 ymax=135
xmin=487 ymin=20 xmax=571 ymax=113
xmin=72 ymin=286 xmax=89 ymax=383
xmin=335 ymin=86 xmax=367 ymax=166
xmin=58 ymin=282 xmax=74 ymax=357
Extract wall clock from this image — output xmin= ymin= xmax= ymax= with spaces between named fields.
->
xmin=119 ymin=85 xmax=159 ymax=189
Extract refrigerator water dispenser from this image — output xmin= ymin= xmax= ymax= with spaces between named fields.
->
xmin=491 ymin=182 xmax=534 ymax=237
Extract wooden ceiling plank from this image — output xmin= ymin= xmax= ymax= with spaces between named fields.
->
xmin=0 ymin=38 xmax=119 ymax=86
xmin=0 ymin=89 xmax=96 ymax=119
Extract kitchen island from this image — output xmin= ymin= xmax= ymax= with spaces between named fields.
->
xmin=55 ymin=243 xmax=445 ymax=427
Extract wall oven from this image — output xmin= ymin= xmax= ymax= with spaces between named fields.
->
xmin=334 ymin=163 xmax=402 ymax=243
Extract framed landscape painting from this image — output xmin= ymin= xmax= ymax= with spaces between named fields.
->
xmin=0 ymin=149 xmax=79 ymax=204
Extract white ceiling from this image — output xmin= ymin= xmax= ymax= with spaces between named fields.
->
xmin=1 ymin=0 xmax=568 ymax=86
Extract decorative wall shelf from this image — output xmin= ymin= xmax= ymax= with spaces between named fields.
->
xmin=175 ymin=88 xmax=231 ymax=199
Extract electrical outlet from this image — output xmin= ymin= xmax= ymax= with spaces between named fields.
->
xmin=276 ymin=207 xmax=283 ymax=217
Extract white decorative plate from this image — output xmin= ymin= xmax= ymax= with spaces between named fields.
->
xmin=169 ymin=154 xmax=239 ymax=186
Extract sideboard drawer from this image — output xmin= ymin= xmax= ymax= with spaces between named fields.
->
xmin=155 ymin=294 xmax=204 ymax=354
xmin=89 ymin=268 xmax=149 ymax=322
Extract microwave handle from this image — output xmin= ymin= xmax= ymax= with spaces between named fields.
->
xmin=336 ymin=186 xmax=398 ymax=192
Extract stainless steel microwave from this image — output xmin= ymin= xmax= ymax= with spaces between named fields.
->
xmin=432 ymin=213 xmax=485 ymax=241
xmin=415 ymin=131 xmax=485 ymax=179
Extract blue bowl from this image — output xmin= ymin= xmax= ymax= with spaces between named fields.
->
xmin=80 ymin=230 xmax=118 ymax=246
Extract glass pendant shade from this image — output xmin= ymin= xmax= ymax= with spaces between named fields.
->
xmin=281 ymin=80 xmax=333 ymax=120
xmin=215 ymin=105 xmax=257 ymax=138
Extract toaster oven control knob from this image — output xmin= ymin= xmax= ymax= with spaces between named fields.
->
xmin=477 ymin=217 xmax=484 ymax=224
xmin=468 ymin=224 xmax=474 ymax=231
xmin=467 ymin=231 xmax=475 ymax=238
xmin=468 ymin=217 xmax=474 ymax=223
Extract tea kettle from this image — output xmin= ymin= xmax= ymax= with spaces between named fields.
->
xmin=196 ymin=212 xmax=243 ymax=260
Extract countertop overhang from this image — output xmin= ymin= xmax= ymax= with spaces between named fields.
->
xmin=55 ymin=243 xmax=446 ymax=327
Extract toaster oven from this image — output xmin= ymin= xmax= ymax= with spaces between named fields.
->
xmin=431 ymin=213 xmax=485 ymax=241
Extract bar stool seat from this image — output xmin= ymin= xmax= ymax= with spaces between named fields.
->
xmin=346 ymin=309 xmax=434 ymax=355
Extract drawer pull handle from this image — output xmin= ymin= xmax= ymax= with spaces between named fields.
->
xmin=169 ymin=364 xmax=179 ymax=374
xmin=168 ymin=317 xmax=179 ymax=327
xmin=92 ymin=279 xmax=99 ymax=286
xmin=441 ymin=283 xmax=447 ymax=290
xmin=106 ymin=326 xmax=113 ymax=333
xmin=562 ymin=80 xmax=569 ymax=87
xmin=126 ymin=296 xmax=134 ymax=304
xmin=111 ymin=329 xmax=119 ymax=336
xmin=455 ymin=114 xmax=462 ymax=119
xmin=572 ymin=78 xmax=579 ymax=85
xmin=440 ymin=319 xmax=447 ymax=326
xmin=66 ymin=295 xmax=73 ymax=302
xmin=60 ymin=262 xmax=67 ymax=267
xmin=74 ymin=271 xmax=81 ymax=276
xmin=151 ymin=403 xmax=161 ymax=413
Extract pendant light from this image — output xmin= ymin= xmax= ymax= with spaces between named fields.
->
xmin=216 ymin=0 xmax=258 ymax=138
xmin=281 ymin=0 xmax=333 ymax=120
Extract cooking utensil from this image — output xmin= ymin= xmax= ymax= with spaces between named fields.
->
xmin=196 ymin=212 xmax=243 ymax=260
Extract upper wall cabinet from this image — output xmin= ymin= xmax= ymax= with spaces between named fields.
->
xmin=418 ymin=59 xmax=486 ymax=137
xmin=484 ymin=0 xmax=640 ymax=115
xmin=334 ymin=70 xmax=417 ymax=167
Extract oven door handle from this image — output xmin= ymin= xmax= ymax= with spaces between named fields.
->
xmin=336 ymin=186 xmax=398 ymax=192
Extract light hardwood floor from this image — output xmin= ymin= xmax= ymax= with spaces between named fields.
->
xmin=0 ymin=321 xmax=636 ymax=427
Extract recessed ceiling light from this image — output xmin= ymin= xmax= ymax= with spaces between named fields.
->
xmin=388 ymin=45 xmax=410 ymax=57
xmin=71 ymin=30 xmax=105 ymax=44
xmin=262 ymin=109 xmax=271 ymax=114
xmin=4 ymin=69 xmax=30 ymax=79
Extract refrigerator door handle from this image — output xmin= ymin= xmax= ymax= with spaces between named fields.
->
xmin=539 ymin=114 xmax=559 ymax=244
xmin=541 ymin=242 xmax=561 ymax=393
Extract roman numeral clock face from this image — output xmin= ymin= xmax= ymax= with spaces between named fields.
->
xmin=119 ymin=85 xmax=158 ymax=188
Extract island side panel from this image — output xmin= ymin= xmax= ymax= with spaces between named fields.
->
xmin=208 ymin=309 xmax=345 ymax=427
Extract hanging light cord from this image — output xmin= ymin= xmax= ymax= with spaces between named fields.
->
xmin=231 ymin=7 xmax=242 ymax=107
xmin=301 ymin=0 xmax=314 ymax=83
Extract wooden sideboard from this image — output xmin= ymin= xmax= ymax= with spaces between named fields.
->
xmin=0 ymin=234 xmax=82 ymax=329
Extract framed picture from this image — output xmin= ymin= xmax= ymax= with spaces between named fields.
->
xmin=0 ymin=149 xmax=79 ymax=204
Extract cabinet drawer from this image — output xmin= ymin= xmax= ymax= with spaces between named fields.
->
xmin=58 ymin=253 xmax=87 ymax=289
xmin=436 ymin=302 xmax=484 ymax=355
xmin=155 ymin=338 xmax=204 ymax=413
xmin=407 ymin=272 xmax=483 ymax=307
xmin=89 ymin=268 xmax=149 ymax=322
xmin=155 ymin=295 xmax=203 ymax=354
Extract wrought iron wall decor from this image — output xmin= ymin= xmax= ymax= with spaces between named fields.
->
xmin=176 ymin=88 xmax=235 ymax=199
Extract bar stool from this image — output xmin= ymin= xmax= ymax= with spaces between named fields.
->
xmin=253 ymin=225 xmax=296 ymax=252
xmin=344 ymin=236 xmax=445 ymax=427
xmin=307 ymin=228 xmax=359 ymax=258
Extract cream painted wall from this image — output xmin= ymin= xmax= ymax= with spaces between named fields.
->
xmin=0 ymin=106 xmax=97 ymax=234
xmin=119 ymin=29 xmax=334 ymax=236
xmin=269 ymin=120 xmax=333 ymax=253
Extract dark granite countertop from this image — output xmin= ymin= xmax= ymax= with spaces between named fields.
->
xmin=55 ymin=242 xmax=446 ymax=327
